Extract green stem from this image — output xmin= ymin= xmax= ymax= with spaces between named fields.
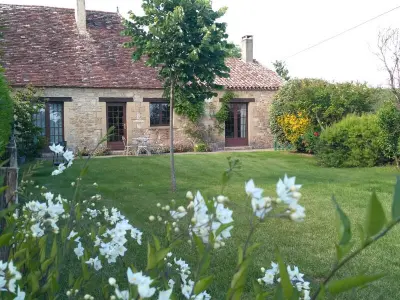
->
xmin=311 ymin=218 xmax=400 ymax=300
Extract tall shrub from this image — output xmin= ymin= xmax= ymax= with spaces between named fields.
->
xmin=377 ymin=101 xmax=400 ymax=166
xmin=271 ymin=79 xmax=375 ymax=150
xmin=0 ymin=72 xmax=12 ymax=153
xmin=316 ymin=114 xmax=384 ymax=167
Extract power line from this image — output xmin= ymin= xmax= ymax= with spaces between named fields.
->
xmin=284 ymin=4 xmax=400 ymax=60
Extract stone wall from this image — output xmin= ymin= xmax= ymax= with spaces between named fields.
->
xmin=43 ymin=87 xmax=277 ymax=151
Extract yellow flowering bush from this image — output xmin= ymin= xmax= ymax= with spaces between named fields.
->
xmin=277 ymin=112 xmax=311 ymax=144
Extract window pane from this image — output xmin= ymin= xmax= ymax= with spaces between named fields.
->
xmin=33 ymin=108 xmax=46 ymax=136
xmin=49 ymin=103 xmax=63 ymax=144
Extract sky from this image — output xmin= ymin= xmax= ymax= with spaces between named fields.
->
xmin=2 ymin=0 xmax=400 ymax=86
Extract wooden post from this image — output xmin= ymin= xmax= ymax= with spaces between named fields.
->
xmin=0 ymin=129 xmax=19 ymax=260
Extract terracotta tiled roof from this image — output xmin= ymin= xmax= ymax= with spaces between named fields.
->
xmin=216 ymin=58 xmax=282 ymax=90
xmin=0 ymin=4 xmax=282 ymax=90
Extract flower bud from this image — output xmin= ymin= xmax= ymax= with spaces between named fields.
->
xmin=171 ymin=199 xmax=176 ymax=204
xmin=157 ymin=216 xmax=162 ymax=221
xmin=261 ymin=267 xmax=266 ymax=273
xmin=217 ymin=195 xmax=228 ymax=203
xmin=257 ymin=278 xmax=262 ymax=284
xmin=275 ymin=197 xmax=282 ymax=204
xmin=165 ymin=205 xmax=170 ymax=211
xmin=186 ymin=191 xmax=194 ymax=200
xmin=75 ymin=290 xmax=79 ymax=294
xmin=191 ymin=217 xmax=197 ymax=224
xmin=292 ymin=191 xmax=301 ymax=199
xmin=110 ymin=296 xmax=116 ymax=300
xmin=84 ymin=295 xmax=91 ymax=300
xmin=157 ymin=203 xmax=161 ymax=207
xmin=172 ymin=222 xmax=177 ymax=227
xmin=177 ymin=206 xmax=186 ymax=213
xmin=174 ymin=227 xmax=179 ymax=233
xmin=149 ymin=215 xmax=155 ymax=222
xmin=187 ymin=201 xmax=194 ymax=209
xmin=66 ymin=291 xmax=71 ymax=296
xmin=71 ymin=182 xmax=75 ymax=187
xmin=108 ymin=277 xmax=116 ymax=286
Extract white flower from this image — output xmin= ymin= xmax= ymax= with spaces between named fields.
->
xmin=138 ymin=284 xmax=156 ymax=298
xmin=93 ymin=182 xmax=98 ymax=186
xmin=215 ymin=203 xmax=233 ymax=224
xmin=186 ymin=191 xmax=193 ymax=200
xmin=0 ymin=261 xmax=7 ymax=276
xmin=276 ymin=174 xmax=302 ymax=204
xmin=86 ymin=257 xmax=102 ymax=271
xmin=8 ymin=278 xmax=16 ymax=293
xmin=168 ymin=279 xmax=175 ymax=289
xmin=181 ymin=282 xmax=193 ymax=299
xmin=109 ymin=277 xmax=117 ymax=286
xmin=14 ymin=286 xmax=25 ymax=300
xmin=158 ymin=289 xmax=172 ymax=300
xmin=304 ymin=289 xmax=311 ymax=300
xmin=44 ymin=192 xmax=54 ymax=202
xmin=251 ymin=197 xmax=272 ymax=219
xmin=74 ymin=242 xmax=84 ymax=259
xmin=0 ymin=276 xmax=5 ymax=289
xmin=170 ymin=210 xmax=187 ymax=219
xmin=49 ymin=143 xmax=64 ymax=154
xmin=261 ymin=270 xmax=275 ymax=285
xmin=287 ymin=266 xmax=304 ymax=282
xmin=63 ymin=150 xmax=74 ymax=162
xmin=31 ymin=223 xmax=44 ymax=238
xmin=193 ymin=291 xmax=211 ymax=300
xmin=289 ymin=204 xmax=306 ymax=222
xmin=245 ymin=179 xmax=263 ymax=199
xmin=115 ymin=289 xmax=130 ymax=300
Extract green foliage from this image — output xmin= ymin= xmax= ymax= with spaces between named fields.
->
xmin=226 ymin=43 xmax=242 ymax=58
xmin=0 ymin=71 xmax=12 ymax=153
xmin=123 ymin=0 xmax=232 ymax=119
xmin=215 ymin=91 xmax=235 ymax=132
xmin=316 ymin=114 xmax=385 ymax=167
xmin=13 ymin=85 xmax=45 ymax=160
xmin=194 ymin=142 xmax=208 ymax=152
xmin=271 ymin=79 xmax=375 ymax=147
xmin=272 ymin=60 xmax=290 ymax=81
xmin=376 ymin=101 xmax=400 ymax=165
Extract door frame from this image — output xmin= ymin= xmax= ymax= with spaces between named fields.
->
xmin=106 ymin=102 xmax=127 ymax=151
xmin=225 ymin=103 xmax=249 ymax=147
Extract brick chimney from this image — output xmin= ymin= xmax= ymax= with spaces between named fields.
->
xmin=241 ymin=35 xmax=253 ymax=63
xmin=75 ymin=0 xmax=87 ymax=34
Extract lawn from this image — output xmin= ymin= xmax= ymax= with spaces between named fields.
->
xmin=29 ymin=151 xmax=400 ymax=299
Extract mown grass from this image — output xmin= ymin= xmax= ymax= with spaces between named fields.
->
xmin=30 ymin=152 xmax=400 ymax=299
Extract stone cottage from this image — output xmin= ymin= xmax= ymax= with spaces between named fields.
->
xmin=0 ymin=1 xmax=282 ymax=152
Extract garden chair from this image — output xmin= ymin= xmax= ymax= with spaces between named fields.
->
xmin=133 ymin=137 xmax=151 ymax=156
xmin=122 ymin=136 xmax=133 ymax=156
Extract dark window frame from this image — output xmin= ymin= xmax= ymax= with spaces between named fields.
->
xmin=149 ymin=102 xmax=170 ymax=127
xmin=33 ymin=101 xmax=65 ymax=146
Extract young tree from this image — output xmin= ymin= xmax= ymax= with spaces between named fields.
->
xmin=124 ymin=0 xmax=232 ymax=191
xmin=376 ymin=28 xmax=400 ymax=103
xmin=272 ymin=60 xmax=290 ymax=81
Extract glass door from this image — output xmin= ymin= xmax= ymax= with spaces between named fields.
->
xmin=225 ymin=103 xmax=248 ymax=147
xmin=107 ymin=103 xmax=126 ymax=150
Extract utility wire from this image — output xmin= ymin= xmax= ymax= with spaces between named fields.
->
xmin=284 ymin=4 xmax=400 ymax=60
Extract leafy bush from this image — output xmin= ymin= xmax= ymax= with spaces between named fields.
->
xmin=271 ymin=79 xmax=375 ymax=149
xmin=376 ymin=101 xmax=400 ymax=166
xmin=0 ymin=72 xmax=12 ymax=152
xmin=194 ymin=142 xmax=209 ymax=152
xmin=277 ymin=112 xmax=311 ymax=145
xmin=13 ymin=86 xmax=46 ymax=160
xmin=316 ymin=114 xmax=385 ymax=167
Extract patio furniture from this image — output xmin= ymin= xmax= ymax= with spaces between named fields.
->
xmin=133 ymin=137 xmax=151 ymax=156
xmin=122 ymin=136 xmax=133 ymax=156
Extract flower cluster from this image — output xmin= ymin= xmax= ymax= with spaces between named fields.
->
xmin=20 ymin=192 xmax=66 ymax=237
xmin=258 ymin=262 xmax=310 ymax=300
xmin=246 ymin=174 xmax=305 ymax=222
xmin=276 ymin=175 xmax=305 ymax=222
xmin=49 ymin=143 xmax=75 ymax=176
xmin=0 ymin=260 xmax=25 ymax=299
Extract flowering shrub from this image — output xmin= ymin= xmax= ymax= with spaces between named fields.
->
xmin=0 ymin=136 xmax=400 ymax=299
xmin=277 ymin=112 xmax=311 ymax=147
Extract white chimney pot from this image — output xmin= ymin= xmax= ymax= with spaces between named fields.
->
xmin=241 ymin=35 xmax=254 ymax=63
xmin=75 ymin=0 xmax=87 ymax=34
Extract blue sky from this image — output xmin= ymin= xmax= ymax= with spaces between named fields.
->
xmin=2 ymin=0 xmax=400 ymax=86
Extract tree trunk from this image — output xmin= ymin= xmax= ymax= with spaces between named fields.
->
xmin=169 ymin=83 xmax=177 ymax=192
